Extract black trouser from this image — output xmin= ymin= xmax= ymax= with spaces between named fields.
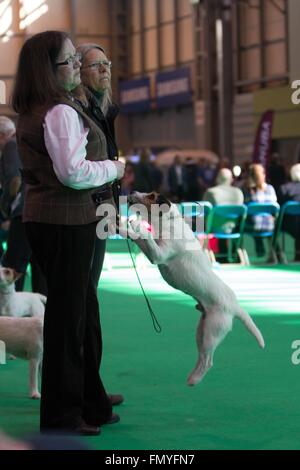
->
xmin=2 ymin=216 xmax=47 ymax=294
xmin=90 ymin=237 xmax=106 ymax=291
xmin=25 ymin=222 xmax=112 ymax=431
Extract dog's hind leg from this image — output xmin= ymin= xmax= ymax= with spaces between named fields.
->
xmin=187 ymin=314 xmax=211 ymax=386
xmin=187 ymin=310 xmax=233 ymax=386
xmin=29 ymin=358 xmax=41 ymax=399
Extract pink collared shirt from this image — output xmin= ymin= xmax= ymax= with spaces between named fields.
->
xmin=44 ymin=104 xmax=117 ymax=190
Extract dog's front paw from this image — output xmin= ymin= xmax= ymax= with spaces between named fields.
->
xmin=30 ymin=392 xmax=41 ymax=399
xmin=129 ymin=220 xmax=152 ymax=239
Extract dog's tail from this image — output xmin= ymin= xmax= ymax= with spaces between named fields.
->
xmin=236 ymin=308 xmax=265 ymax=349
xmin=37 ymin=294 xmax=47 ymax=305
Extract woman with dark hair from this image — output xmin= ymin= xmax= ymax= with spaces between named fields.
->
xmin=12 ymin=31 xmax=124 ymax=435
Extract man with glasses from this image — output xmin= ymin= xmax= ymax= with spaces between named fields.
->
xmin=76 ymin=43 xmax=124 ymax=408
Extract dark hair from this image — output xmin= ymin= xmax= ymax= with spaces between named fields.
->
xmin=12 ymin=31 xmax=70 ymax=114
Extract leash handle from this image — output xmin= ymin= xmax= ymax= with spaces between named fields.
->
xmin=126 ymin=239 xmax=162 ymax=334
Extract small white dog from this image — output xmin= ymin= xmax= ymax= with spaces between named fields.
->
xmin=117 ymin=192 xmax=265 ymax=386
xmin=0 ymin=267 xmax=46 ymax=317
xmin=0 ymin=315 xmax=43 ymax=398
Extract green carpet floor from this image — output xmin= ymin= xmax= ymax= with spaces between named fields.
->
xmin=0 ymin=254 xmax=300 ymax=450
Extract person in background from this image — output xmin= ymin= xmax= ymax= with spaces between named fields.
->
xmin=203 ymin=168 xmax=244 ymax=206
xmin=184 ymin=157 xmax=201 ymax=201
xmin=150 ymin=157 xmax=164 ymax=192
xmin=196 ymin=159 xmax=209 ymax=197
xmin=198 ymin=158 xmax=217 ymax=190
xmin=267 ymin=152 xmax=286 ymax=197
xmin=76 ymin=41 xmax=125 ymax=407
xmin=121 ymin=161 xmax=135 ymax=196
xmin=0 ymin=116 xmax=46 ymax=294
xmin=168 ymin=155 xmax=185 ymax=202
xmin=277 ymin=163 xmax=300 ymax=261
xmin=12 ymin=31 xmax=125 ymax=435
xmin=132 ymin=148 xmax=163 ymax=193
xmin=75 ymin=43 xmax=118 ymax=287
xmin=234 ymin=161 xmax=251 ymax=189
xmin=203 ymin=168 xmax=244 ymax=263
xmin=243 ymin=163 xmax=277 ymax=257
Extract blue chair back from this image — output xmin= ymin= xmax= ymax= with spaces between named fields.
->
xmin=246 ymin=202 xmax=280 ymax=217
xmin=180 ymin=201 xmax=212 ymax=236
xmin=280 ymin=201 xmax=300 ymax=216
xmin=207 ymin=204 xmax=247 ymax=242
xmin=273 ymin=201 xmax=300 ymax=244
xmin=245 ymin=202 xmax=280 ymax=238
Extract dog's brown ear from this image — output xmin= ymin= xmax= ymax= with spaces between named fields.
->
xmin=12 ymin=270 xmax=23 ymax=282
xmin=157 ymin=195 xmax=171 ymax=208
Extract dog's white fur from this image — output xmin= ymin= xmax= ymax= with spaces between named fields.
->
xmin=0 ymin=268 xmax=46 ymax=317
xmin=0 ymin=315 xmax=43 ymax=398
xmin=118 ymin=192 xmax=265 ymax=385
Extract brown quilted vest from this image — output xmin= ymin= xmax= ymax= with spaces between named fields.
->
xmin=17 ymin=97 xmax=113 ymax=225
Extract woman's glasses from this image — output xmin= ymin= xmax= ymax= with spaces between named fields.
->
xmin=56 ymin=52 xmax=82 ymax=67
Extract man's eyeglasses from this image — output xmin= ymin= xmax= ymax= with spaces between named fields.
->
xmin=56 ymin=52 xmax=82 ymax=67
xmin=81 ymin=60 xmax=112 ymax=70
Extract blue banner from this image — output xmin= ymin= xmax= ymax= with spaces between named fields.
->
xmin=156 ymin=68 xmax=192 ymax=109
xmin=119 ymin=77 xmax=151 ymax=114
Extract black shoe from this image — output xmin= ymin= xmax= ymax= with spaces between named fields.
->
xmin=41 ymin=421 xmax=101 ymax=436
xmin=73 ymin=422 xmax=101 ymax=436
xmin=104 ymin=413 xmax=120 ymax=425
xmin=85 ymin=412 xmax=120 ymax=427
xmin=108 ymin=394 xmax=124 ymax=406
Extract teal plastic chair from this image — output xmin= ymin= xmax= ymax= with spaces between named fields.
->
xmin=179 ymin=201 xmax=213 ymax=239
xmin=243 ymin=202 xmax=280 ymax=264
xmin=272 ymin=201 xmax=300 ymax=264
xmin=205 ymin=204 xmax=248 ymax=264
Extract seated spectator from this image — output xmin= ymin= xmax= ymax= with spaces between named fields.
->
xmin=203 ymin=168 xmax=244 ymax=263
xmin=203 ymin=168 xmax=244 ymax=205
xmin=243 ymin=163 xmax=277 ymax=257
xmin=277 ymin=163 xmax=300 ymax=261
